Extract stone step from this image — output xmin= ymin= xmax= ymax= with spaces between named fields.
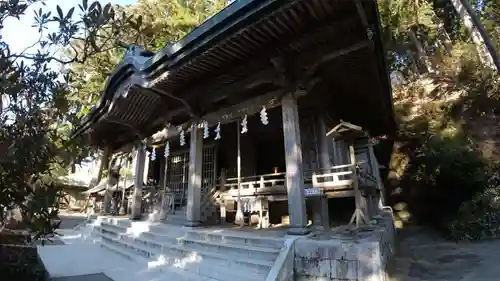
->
xmin=148 ymin=221 xmax=285 ymax=249
xmin=186 ymin=230 xmax=284 ymax=250
xmin=99 ymin=219 xmax=284 ymax=250
xmin=97 ymin=231 xmax=270 ymax=281
xmin=97 ymin=222 xmax=280 ymax=262
xmin=98 ymin=240 xmax=209 ymax=281
xmin=164 ymin=214 xmax=187 ymax=225
xmin=96 ymin=223 xmax=277 ymax=266
xmin=168 ymin=212 xmax=187 ymax=217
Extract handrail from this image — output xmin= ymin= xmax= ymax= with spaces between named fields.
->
xmin=224 ymin=163 xmax=361 ymax=182
xmin=223 ymin=177 xmax=285 ymax=189
xmin=218 ymin=160 xmax=379 ymax=194
xmin=226 ymin=172 xmax=286 ymax=181
xmin=314 ymin=163 xmax=355 ymax=171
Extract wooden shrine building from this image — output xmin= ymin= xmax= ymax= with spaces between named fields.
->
xmin=71 ymin=0 xmax=396 ymax=234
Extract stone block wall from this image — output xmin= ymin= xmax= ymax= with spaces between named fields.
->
xmin=0 ymin=243 xmax=49 ymax=281
xmin=293 ymin=211 xmax=396 ymax=281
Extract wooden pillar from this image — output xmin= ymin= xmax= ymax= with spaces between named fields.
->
xmin=317 ymin=115 xmax=332 ymax=169
xmin=160 ymin=149 xmax=171 ymax=221
xmin=96 ymin=147 xmax=110 ymax=183
xmin=119 ymin=156 xmax=130 ymax=215
xmin=368 ymin=141 xmax=385 ymax=209
xmin=103 ymin=164 xmax=119 ymax=215
xmin=158 ymin=154 xmax=166 ymax=188
xmin=281 ymin=93 xmax=309 ymax=235
xmin=185 ymin=124 xmax=203 ymax=227
xmin=348 ymin=143 xmax=366 ymax=227
xmin=101 ymin=148 xmax=113 ymax=215
xmin=143 ymin=151 xmax=150 ymax=184
xmin=313 ymin=115 xmax=331 ymax=230
xmin=131 ymin=142 xmax=146 ymax=220
xmin=219 ymin=169 xmax=227 ymax=224
xmin=235 ymin=121 xmax=244 ymax=226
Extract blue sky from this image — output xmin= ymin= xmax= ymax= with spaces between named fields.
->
xmin=2 ymin=0 xmax=136 ymax=54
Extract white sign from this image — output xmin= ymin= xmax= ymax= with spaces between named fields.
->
xmin=304 ymin=188 xmax=322 ymax=196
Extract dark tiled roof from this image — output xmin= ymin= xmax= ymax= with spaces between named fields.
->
xmin=72 ymin=0 xmax=395 ymax=149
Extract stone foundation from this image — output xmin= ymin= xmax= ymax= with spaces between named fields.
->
xmin=294 ymin=210 xmax=396 ymax=281
xmin=0 ymin=231 xmax=49 ymax=281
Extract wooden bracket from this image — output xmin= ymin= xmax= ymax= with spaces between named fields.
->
xmin=354 ymin=0 xmax=374 ymax=41
xmin=147 ymin=87 xmax=197 ymax=118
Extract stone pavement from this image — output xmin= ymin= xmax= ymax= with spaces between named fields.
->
xmin=388 ymin=227 xmax=500 ymax=281
xmin=57 ymin=212 xmax=88 ymax=229
xmin=34 ymin=212 xmax=89 ymax=246
xmin=52 ymin=273 xmax=114 ymax=281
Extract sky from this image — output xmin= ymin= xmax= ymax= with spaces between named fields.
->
xmin=2 ymin=0 xmax=137 ymax=54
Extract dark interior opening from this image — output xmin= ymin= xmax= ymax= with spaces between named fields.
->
xmin=216 ymin=106 xmax=285 ymax=179
xmin=253 ymin=107 xmax=285 ymax=175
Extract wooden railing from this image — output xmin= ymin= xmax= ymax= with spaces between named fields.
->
xmin=162 ymin=192 xmax=176 ymax=214
xmin=311 ymin=164 xmax=354 ymax=189
xmin=218 ymin=162 xmax=378 ymax=199
xmin=221 ymin=172 xmax=287 ymax=198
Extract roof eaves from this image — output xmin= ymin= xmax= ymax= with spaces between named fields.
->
xmin=141 ymin=0 xmax=293 ymax=76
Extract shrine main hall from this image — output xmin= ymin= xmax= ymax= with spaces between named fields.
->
xmin=72 ymin=0 xmax=395 ymax=234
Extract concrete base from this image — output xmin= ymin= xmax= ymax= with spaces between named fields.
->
xmin=129 ymin=215 xmax=142 ymax=221
xmin=293 ymin=210 xmax=396 ymax=281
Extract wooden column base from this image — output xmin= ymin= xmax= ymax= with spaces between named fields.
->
xmin=287 ymin=227 xmax=311 ymax=236
xmin=184 ymin=221 xmax=201 ymax=227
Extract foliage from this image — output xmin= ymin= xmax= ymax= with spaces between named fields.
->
xmin=404 ymin=132 xmax=488 ymax=227
xmin=448 ymin=187 xmax=500 ymax=240
xmin=0 ymin=0 xmax=227 ymax=239
xmin=66 ymin=0 xmax=228 ymax=119
xmin=382 ymin=0 xmax=500 ymax=239
xmin=391 ymin=74 xmax=489 ymax=226
xmin=0 ymin=0 xmax=133 ymax=238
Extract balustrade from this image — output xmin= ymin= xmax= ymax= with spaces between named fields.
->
xmin=217 ymin=162 xmax=378 ymax=200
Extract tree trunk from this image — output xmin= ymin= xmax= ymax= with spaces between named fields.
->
xmin=432 ymin=13 xmax=453 ymax=55
xmin=450 ymin=0 xmax=500 ymax=71
xmin=406 ymin=49 xmax=421 ymax=78
xmin=408 ymin=30 xmax=435 ymax=74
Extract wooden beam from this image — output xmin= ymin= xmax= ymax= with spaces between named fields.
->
xmin=148 ymin=40 xmax=371 ymax=145
xmin=194 ymin=67 xmax=277 ymax=105
xmin=150 ymin=89 xmax=283 ymax=144
xmin=354 ymin=0 xmax=370 ymax=31
xmin=297 ymin=40 xmax=372 ymax=78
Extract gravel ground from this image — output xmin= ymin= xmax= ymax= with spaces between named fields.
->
xmin=388 ymin=226 xmax=500 ymax=281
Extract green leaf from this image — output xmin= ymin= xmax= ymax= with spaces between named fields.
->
xmin=66 ymin=7 xmax=75 ymax=20
xmin=56 ymin=5 xmax=63 ymax=20
xmin=103 ymin=3 xmax=112 ymax=19
xmin=137 ymin=15 xmax=143 ymax=28
xmin=83 ymin=0 xmax=88 ymax=10
xmin=89 ymin=2 xmax=99 ymax=12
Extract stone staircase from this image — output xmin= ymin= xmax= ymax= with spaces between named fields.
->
xmin=91 ymin=217 xmax=284 ymax=281
xmin=163 ymin=207 xmax=188 ymax=225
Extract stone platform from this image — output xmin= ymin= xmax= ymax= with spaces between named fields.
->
xmin=294 ymin=211 xmax=396 ymax=281
xmin=38 ymin=210 xmax=395 ymax=281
